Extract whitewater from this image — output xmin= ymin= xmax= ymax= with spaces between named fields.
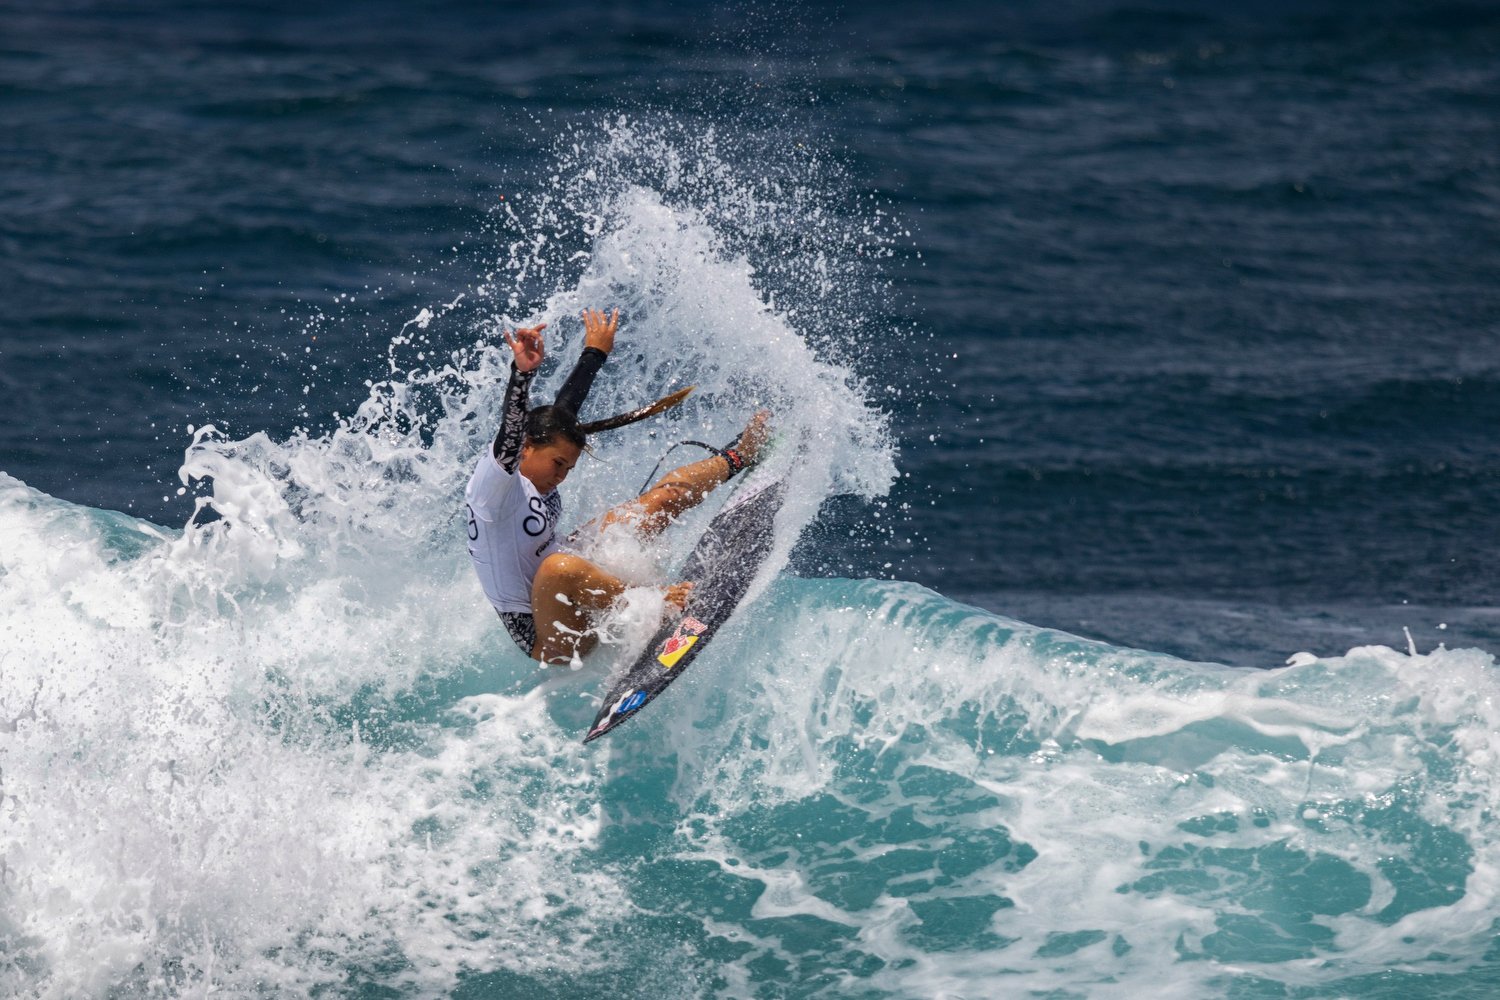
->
xmin=3 ymin=123 xmax=1499 ymax=999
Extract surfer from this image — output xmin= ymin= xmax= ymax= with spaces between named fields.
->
xmin=464 ymin=308 xmax=769 ymax=665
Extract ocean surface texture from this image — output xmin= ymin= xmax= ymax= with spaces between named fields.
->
xmin=2 ymin=1 xmax=1498 ymax=997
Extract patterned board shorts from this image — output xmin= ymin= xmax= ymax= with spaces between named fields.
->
xmin=499 ymin=611 xmax=536 ymax=655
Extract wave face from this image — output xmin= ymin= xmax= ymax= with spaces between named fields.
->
xmin=4 ymin=485 xmax=1498 ymax=999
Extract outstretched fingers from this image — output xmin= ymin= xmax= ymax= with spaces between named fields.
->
xmin=581 ymin=307 xmax=618 ymax=328
xmin=664 ymin=581 xmax=695 ymax=611
xmin=504 ymin=322 xmax=547 ymax=371
xmin=581 ymin=307 xmax=620 ymax=353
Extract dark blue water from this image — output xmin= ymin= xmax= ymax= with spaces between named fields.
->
xmin=6 ymin=0 xmax=1498 ymax=662
xmin=5 ymin=2 xmax=1500 ymax=996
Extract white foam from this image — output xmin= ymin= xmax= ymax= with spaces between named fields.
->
xmin=634 ymin=579 xmax=1500 ymax=997
xmin=0 ymin=115 xmax=899 ymax=996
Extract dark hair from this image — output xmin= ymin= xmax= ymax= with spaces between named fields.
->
xmin=524 ymin=405 xmax=588 ymax=450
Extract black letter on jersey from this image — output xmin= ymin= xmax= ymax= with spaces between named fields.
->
xmin=523 ymin=495 xmax=548 ymax=536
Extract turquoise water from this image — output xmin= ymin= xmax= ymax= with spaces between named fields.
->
xmin=4 ymin=467 xmax=1498 ymax=996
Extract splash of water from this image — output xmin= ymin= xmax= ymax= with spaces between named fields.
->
xmin=0 ymin=116 xmax=899 ymax=996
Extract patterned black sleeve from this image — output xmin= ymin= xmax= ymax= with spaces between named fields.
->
xmin=553 ymin=346 xmax=608 ymax=415
xmin=491 ymin=363 xmax=535 ymax=472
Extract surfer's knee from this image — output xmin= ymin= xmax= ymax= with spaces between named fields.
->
xmin=600 ymin=498 xmax=654 ymax=533
xmin=606 ymin=489 xmax=681 ymax=535
xmin=535 ymin=552 xmax=589 ymax=587
xmin=539 ymin=551 xmax=620 ymax=591
xmin=533 ymin=553 xmax=625 ymax=613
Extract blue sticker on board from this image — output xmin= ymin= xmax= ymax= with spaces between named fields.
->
xmin=612 ymin=689 xmax=648 ymax=715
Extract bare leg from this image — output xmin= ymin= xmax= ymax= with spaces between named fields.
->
xmin=601 ymin=410 xmax=771 ymax=537
xmin=529 ymin=553 xmax=627 ymax=664
xmin=529 ymin=552 xmax=696 ymax=664
xmin=530 ymin=412 xmax=768 ymax=664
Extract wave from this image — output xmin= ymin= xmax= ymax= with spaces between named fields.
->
xmin=5 ymin=473 xmax=1498 ymax=997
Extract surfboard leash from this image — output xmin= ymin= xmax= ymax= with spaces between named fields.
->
xmin=637 ymin=440 xmax=727 ymax=495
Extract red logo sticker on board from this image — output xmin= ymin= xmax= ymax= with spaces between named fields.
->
xmin=657 ymin=616 xmax=708 ymax=669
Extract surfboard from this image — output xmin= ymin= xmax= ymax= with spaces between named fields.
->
xmin=582 ymin=477 xmax=787 ymax=743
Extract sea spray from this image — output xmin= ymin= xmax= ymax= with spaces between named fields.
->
xmin=0 ymin=117 xmax=900 ymax=996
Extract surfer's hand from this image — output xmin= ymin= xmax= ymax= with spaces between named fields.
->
xmin=664 ymin=581 xmax=694 ymax=611
xmin=736 ymin=410 xmax=772 ymax=465
xmin=582 ymin=307 xmax=619 ymax=355
xmin=504 ymin=323 xmax=546 ymax=372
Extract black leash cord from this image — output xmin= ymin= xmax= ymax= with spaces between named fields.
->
xmin=637 ymin=440 xmax=724 ymax=496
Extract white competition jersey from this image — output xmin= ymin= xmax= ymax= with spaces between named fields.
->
xmin=464 ymin=450 xmax=563 ymax=614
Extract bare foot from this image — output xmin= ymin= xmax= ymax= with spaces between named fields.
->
xmin=664 ymin=581 xmax=695 ymax=611
xmin=736 ymin=410 xmax=772 ymax=465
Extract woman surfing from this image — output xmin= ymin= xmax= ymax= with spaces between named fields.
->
xmin=463 ymin=308 xmax=769 ymax=664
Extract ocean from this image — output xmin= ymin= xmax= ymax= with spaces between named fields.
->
xmin=2 ymin=1 xmax=1499 ymax=996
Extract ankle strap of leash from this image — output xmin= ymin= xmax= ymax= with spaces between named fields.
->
xmin=719 ymin=446 xmax=747 ymax=477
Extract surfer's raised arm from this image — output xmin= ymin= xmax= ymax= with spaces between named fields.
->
xmin=492 ymin=322 xmax=546 ymax=472
xmin=503 ymin=322 xmax=546 ymax=372
xmin=553 ymin=308 xmax=617 ymax=415
xmin=583 ymin=306 xmax=617 ymax=354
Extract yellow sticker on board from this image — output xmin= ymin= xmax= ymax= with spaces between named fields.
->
xmin=657 ymin=635 xmax=699 ymax=669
